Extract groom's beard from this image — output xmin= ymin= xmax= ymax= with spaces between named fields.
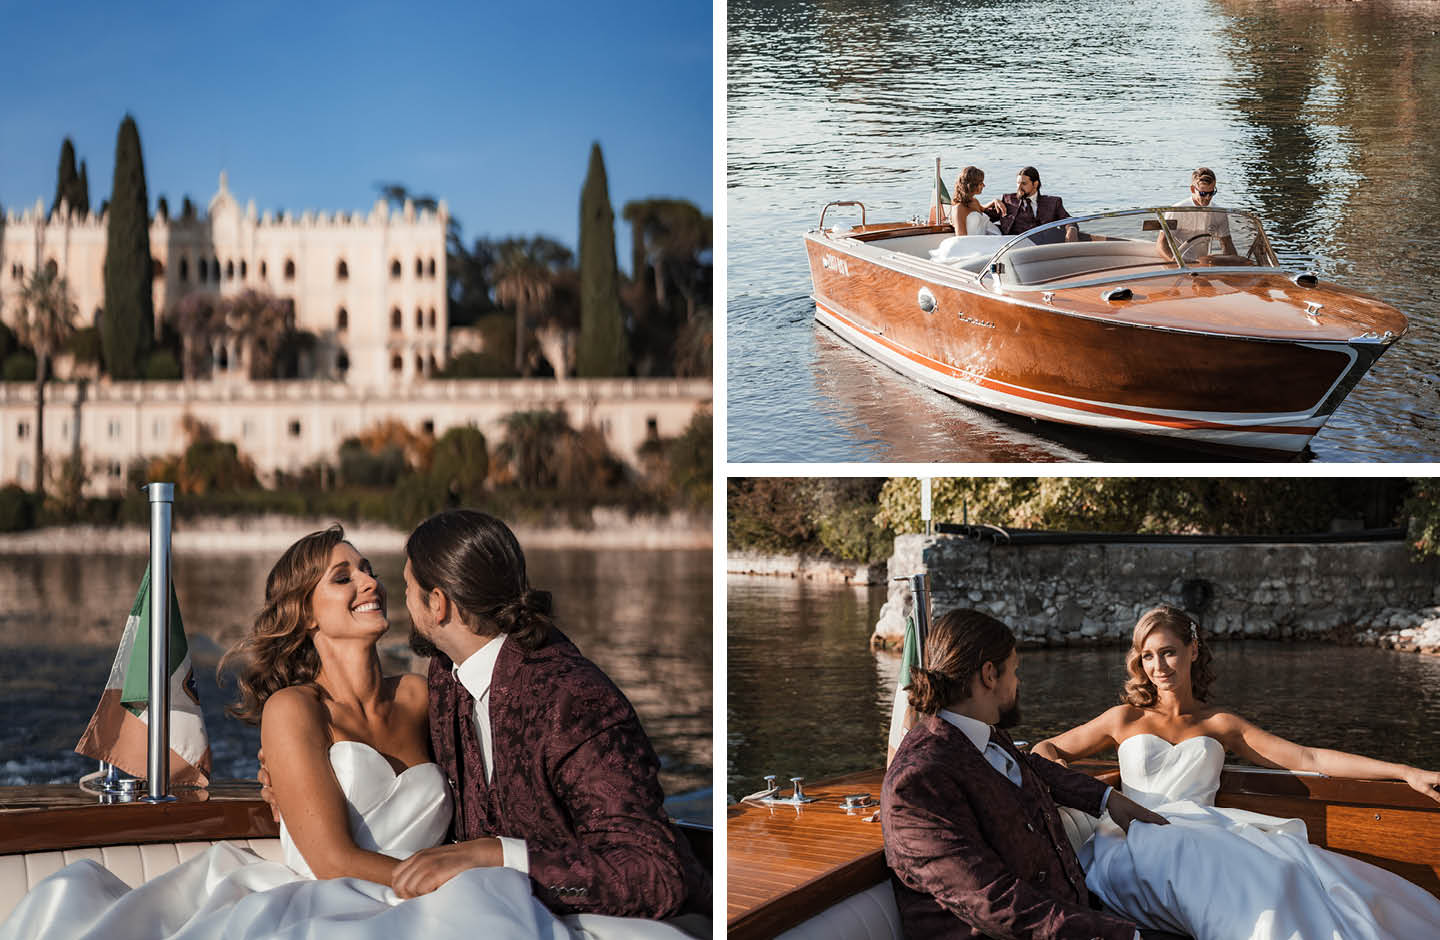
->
xmin=996 ymin=698 xmax=1021 ymax=729
xmin=408 ymin=627 xmax=439 ymax=658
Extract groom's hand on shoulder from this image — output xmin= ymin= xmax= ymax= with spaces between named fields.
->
xmin=1107 ymin=791 xmax=1169 ymax=834
xmin=256 ymin=747 xmax=280 ymax=823
xmin=392 ymin=838 xmax=505 ymax=898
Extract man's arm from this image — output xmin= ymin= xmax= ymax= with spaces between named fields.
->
xmin=884 ymin=768 xmax=1137 ymax=940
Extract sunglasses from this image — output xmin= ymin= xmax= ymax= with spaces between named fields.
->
xmin=1194 ymin=189 xmax=1217 ymax=198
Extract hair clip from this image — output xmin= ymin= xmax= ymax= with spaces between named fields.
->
xmin=1189 ymin=620 xmax=1198 ymax=641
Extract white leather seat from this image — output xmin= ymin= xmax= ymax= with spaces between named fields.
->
xmin=773 ymin=880 xmax=903 ymax=940
xmin=0 ymin=839 xmax=283 ymax=922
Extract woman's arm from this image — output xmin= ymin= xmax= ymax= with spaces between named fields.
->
xmin=260 ymin=688 xmax=405 ymax=883
xmin=1031 ymin=705 xmax=1127 ymax=765
xmin=1215 ymin=712 xmax=1440 ymax=803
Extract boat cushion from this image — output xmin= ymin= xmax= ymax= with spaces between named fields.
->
xmin=774 ymin=880 xmax=904 ymax=940
xmin=0 ymin=838 xmax=283 ymax=922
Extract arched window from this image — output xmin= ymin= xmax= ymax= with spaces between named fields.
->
xmin=45 ymin=259 xmax=58 ymax=276
xmin=415 ymin=354 xmax=424 ymax=374
xmin=337 ymin=307 xmax=349 ymax=331
xmin=390 ymin=259 xmax=402 ymax=279
xmin=390 ymin=354 xmax=403 ymax=373
xmin=390 ymin=308 xmax=402 ymax=330
xmin=427 ymin=258 xmax=436 ymax=278
xmin=179 ymin=258 xmax=189 ymax=282
xmin=11 ymin=264 xmax=22 ymax=280
xmin=336 ymin=349 xmax=350 ymax=373
xmin=415 ymin=258 xmax=424 ymax=277
xmin=226 ymin=260 xmax=235 ymax=280
xmin=212 ymin=257 xmax=220 ymax=278
xmin=415 ymin=307 xmax=424 ymax=329
xmin=152 ymin=258 xmax=165 ymax=279
xmin=428 ymin=354 xmax=438 ymax=374
xmin=198 ymin=259 xmax=208 ymax=282
xmin=260 ymin=261 xmax=268 ymax=279
xmin=427 ymin=307 xmax=437 ymax=328
xmin=337 ymin=259 xmax=349 ymax=281
xmin=283 ymin=259 xmax=296 ymax=281
xmin=240 ymin=260 xmax=247 ymax=279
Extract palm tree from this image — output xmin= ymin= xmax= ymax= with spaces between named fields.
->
xmin=492 ymin=238 xmax=574 ymax=376
xmin=14 ymin=267 xmax=79 ymax=499
xmin=622 ymin=199 xmax=711 ymax=319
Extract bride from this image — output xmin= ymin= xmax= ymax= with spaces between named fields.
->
xmin=950 ymin=165 xmax=1002 ymax=237
xmin=1032 ymin=604 xmax=1440 ymax=940
xmin=0 ymin=525 xmax=686 ymax=940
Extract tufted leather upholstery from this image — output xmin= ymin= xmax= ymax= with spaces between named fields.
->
xmin=0 ymin=839 xmax=282 ymax=922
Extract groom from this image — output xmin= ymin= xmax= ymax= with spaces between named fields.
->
xmin=882 ymin=608 xmax=1177 ymax=939
xmin=984 ymin=165 xmax=1074 ymax=244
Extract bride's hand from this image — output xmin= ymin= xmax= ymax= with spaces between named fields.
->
xmin=392 ymin=838 xmax=504 ymax=898
xmin=1402 ymin=767 xmax=1440 ymax=804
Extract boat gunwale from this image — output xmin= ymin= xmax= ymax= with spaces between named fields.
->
xmin=804 ymin=230 xmax=1404 ymax=348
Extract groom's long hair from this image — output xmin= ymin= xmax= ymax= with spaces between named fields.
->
xmin=908 ymin=609 xmax=1016 ymax=715
xmin=405 ymin=509 xmax=554 ymax=651
xmin=220 ymin=524 xmax=345 ymax=724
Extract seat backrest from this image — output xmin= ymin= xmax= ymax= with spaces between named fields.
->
xmin=774 ymin=880 xmax=903 ymax=940
xmin=0 ymin=838 xmax=283 ymax=922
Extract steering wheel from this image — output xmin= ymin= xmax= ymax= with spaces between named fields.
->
xmin=1178 ymin=232 xmax=1212 ymax=260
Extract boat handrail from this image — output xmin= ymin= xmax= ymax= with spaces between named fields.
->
xmin=817 ymin=200 xmax=866 ymax=232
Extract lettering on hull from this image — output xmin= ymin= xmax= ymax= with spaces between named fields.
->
xmin=822 ymin=254 xmax=849 ymax=276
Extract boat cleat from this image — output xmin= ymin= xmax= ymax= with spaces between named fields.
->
xmin=762 ymin=776 xmax=817 ymax=805
xmin=841 ymin=793 xmax=878 ymax=813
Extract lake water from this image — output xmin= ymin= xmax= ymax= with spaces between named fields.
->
xmin=727 ymin=0 xmax=1440 ymax=462
xmin=728 ymin=575 xmax=1440 ymax=801
xmin=0 ymin=546 xmax=712 ymax=821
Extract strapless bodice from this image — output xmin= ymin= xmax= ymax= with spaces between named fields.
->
xmin=1117 ymin=734 xmax=1224 ymax=809
xmin=279 ymin=740 xmax=452 ymax=877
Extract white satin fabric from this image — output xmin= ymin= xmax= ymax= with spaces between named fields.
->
xmin=1080 ymin=734 xmax=1440 ymax=940
xmin=0 ymin=741 xmax=688 ymax=940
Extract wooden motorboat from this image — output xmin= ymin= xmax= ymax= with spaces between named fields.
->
xmin=803 ymin=205 xmax=1408 ymax=457
xmin=727 ymin=762 xmax=1440 ymax=939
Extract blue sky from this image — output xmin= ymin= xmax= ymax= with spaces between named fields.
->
xmin=0 ymin=0 xmax=712 ymax=270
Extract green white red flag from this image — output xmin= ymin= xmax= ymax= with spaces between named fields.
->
xmin=74 ymin=565 xmax=212 ymax=786
xmin=927 ymin=158 xmax=952 ymax=225
xmin=886 ymin=614 xmax=921 ymax=760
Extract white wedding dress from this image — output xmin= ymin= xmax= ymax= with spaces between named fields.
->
xmin=1079 ymin=734 xmax=1440 ymax=940
xmin=929 ymin=209 xmax=1005 ymax=264
xmin=0 ymin=741 xmax=689 ymax=940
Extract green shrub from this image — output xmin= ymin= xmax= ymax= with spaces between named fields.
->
xmin=143 ymin=349 xmax=181 ymax=380
xmin=0 ymin=485 xmax=36 ymax=532
xmin=2 ymin=352 xmax=36 ymax=382
xmin=429 ymin=426 xmax=489 ymax=502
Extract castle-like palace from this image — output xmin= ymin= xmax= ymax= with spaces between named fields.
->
xmin=2 ymin=172 xmax=448 ymax=388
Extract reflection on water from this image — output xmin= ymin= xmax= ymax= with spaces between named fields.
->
xmin=728 ymin=0 xmax=1440 ymax=461
xmin=728 ymin=576 xmax=1440 ymax=800
xmin=0 ymin=548 xmax=711 ymax=810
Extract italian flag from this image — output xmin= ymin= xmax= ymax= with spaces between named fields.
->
xmin=886 ymin=614 xmax=921 ymax=761
xmin=927 ymin=157 xmax=952 ymax=225
xmin=75 ymin=565 xmax=212 ymax=787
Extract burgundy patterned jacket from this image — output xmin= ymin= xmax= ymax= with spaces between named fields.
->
xmin=427 ymin=627 xmax=703 ymax=917
xmin=985 ymin=192 xmax=1072 ymax=241
xmin=882 ymin=715 xmax=1137 ymax=939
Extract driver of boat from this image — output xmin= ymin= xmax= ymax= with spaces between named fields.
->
xmin=1158 ymin=167 xmax=1237 ymax=261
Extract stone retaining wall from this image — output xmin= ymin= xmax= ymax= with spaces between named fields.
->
xmin=727 ymin=551 xmax=886 ymax=585
xmin=873 ymin=534 xmax=1440 ymax=652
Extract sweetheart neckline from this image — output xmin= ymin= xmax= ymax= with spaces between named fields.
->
xmin=1119 ymin=732 xmax=1223 ymax=751
xmin=328 ymin=739 xmax=439 ymax=778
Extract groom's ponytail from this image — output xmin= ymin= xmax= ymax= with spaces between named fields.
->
xmin=907 ymin=609 xmax=1017 ymax=715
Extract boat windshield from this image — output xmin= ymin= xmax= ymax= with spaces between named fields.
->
xmin=991 ymin=208 xmax=1279 ymax=288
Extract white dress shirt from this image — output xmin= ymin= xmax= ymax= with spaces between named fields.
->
xmin=452 ymin=633 xmax=529 ymax=873
xmin=938 ymin=710 xmax=1133 ymax=938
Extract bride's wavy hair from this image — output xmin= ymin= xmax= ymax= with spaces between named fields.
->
xmin=953 ymin=166 xmax=986 ymax=208
xmin=1122 ymin=604 xmax=1215 ymax=707
xmin=405 ymin=509 xmax=554 ymax=651
xmin=908 ymin=608 xmax=1016 ymax=715
xmin=219 ymin=524 xmax=346 ymax=725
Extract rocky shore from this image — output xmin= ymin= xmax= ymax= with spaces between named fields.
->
xmin=726 ymin=551 xmax=886 ymax=585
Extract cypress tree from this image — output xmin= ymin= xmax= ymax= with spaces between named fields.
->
xmin=75 ymin=160 xmax=90 ymax=216
xmin=52 ymin=138 xmax=79 ymax=219
xmin=576 ymin=142 xmax=628 ymax=377
xmin=102 ymin=115 xmax=154 ymax=379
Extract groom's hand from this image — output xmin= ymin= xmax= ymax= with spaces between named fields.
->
xmin=256 ymin=748 xmax=280 ymax=823
xmin=392 ymin=838 xmax=504 ymax=898
xmin=1107 ymin=791 xmax=1169 ymax=834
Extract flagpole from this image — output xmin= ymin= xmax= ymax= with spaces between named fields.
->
xmin=143 ymin=482 xmax=177 ymax=804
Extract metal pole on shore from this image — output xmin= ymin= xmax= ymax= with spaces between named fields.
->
xmin=910 ymin=572 xmax=931 ymax=669
xmin=143 ymin=483 xmax=176 ymax=804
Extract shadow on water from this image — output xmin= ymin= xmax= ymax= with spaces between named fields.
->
xmin=728 ymin=0 xmax=1440 ymax=461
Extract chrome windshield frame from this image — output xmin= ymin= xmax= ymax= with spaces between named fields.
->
xmin=981 ymin=207 xmax=1286 ymax=290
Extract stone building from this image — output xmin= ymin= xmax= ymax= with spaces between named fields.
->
xmin=1 ymin=172 xmax=448 ymax=388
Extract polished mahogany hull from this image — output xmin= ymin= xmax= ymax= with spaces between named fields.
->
xmin=804 ymin=225 xmax=1407 ymax=457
